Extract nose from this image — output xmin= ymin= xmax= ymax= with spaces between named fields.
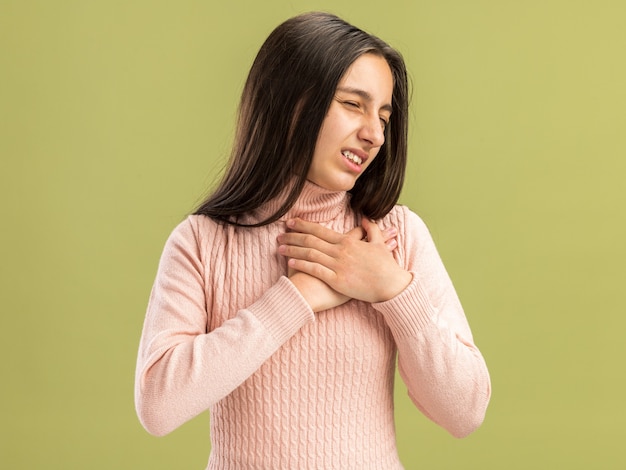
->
xmin=358 ymin=114 xmax=385 ymax=148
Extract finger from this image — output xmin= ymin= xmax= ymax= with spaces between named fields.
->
xmin=345 ymin=226 xmax=366 ymax=240
xmin=361 ymin=218 xmax=385 ymax=244
xmin=278 ymin=231 xmax=333 ymax=252
xmin=380 ymin=225 xmax=398 ymax=251
xmin=278 ymin=243 xmax=335 ymax=268
xmin=287 ymin=257 xmax=335 ymax=285
xmin=286 ymin=218 xmax=343 ymax=243
xmin=385 ymin=238 xmax=398 ymax=251
xmin=381 ymin=226 xmax=397 ymax=243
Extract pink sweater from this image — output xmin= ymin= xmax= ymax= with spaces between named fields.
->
xmin=135 ymin=182 xmax=491 ymax=469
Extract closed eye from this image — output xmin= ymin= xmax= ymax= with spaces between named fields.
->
xmin=337 ymin=97 xmax=389 ymax=130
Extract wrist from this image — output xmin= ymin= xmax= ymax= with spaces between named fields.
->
xmin=377 ymin=269 xmax=412 ymax=302
xmin=288 ymin=272 xmax=350 ymax=312
xmin=289 ymin=272 xmax=323 ymax=312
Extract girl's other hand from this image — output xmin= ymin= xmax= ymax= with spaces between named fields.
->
xmin=278 ymin=218 xmax=410 ymax=307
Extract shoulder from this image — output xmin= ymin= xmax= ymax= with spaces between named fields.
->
xmin=168 ymin=214 xmax=213 ymax=239
xmin=382 ymin=205 xmax=430 ymax=235
xmin=175 ymin=214 xmax=227 ymax=233
xmin=164 ymin=214 xmax=226 ymax=254
xmin=381 ymin=205 xmax=443 ymax=269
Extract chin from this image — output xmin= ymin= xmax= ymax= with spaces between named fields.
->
xmin=310 ymin=177 xmax=358 ymax=192
xmin=325 ymin=183 xmax=356 ymax=192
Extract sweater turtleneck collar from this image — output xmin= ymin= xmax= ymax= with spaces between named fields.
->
xmin=252 ymin=180 xmax=351 ymax=224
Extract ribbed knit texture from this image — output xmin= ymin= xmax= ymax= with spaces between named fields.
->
xmin=135 ymin=181 xmax=491 ymax=469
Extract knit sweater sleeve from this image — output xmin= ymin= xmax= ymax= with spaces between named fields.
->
xmin=134 ymin=217 xmax=315 ymax=436
xmin=373 ymin=206 xmax=491 ymax=438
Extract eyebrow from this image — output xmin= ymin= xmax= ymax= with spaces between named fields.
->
xmin=336 ymin=86 xmax=393 ymax=114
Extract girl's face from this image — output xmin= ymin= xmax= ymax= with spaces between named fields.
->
xmin=307 ymin=53 xmax=394 ymax=192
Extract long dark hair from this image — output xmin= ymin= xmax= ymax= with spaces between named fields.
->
xmin=194 ymin=12 xmax=409 ymax=226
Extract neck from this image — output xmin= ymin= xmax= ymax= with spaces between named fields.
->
xmin=250 ymin=179 xmax=350 ymax=224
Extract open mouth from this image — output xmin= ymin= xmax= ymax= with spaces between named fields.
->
xmin=341 ymin=150 xmax=363 ymax=165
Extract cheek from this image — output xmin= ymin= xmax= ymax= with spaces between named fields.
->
xmin=318 ymin=109 xmax=347 ymax=140
xmin=365 ymin=148 xmax=381 ymax=168
xmin=313 ymin=120 xmax=333 ymax=152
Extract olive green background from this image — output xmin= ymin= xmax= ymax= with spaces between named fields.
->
xmin=1 ymin=0 xmax=624 ymax=468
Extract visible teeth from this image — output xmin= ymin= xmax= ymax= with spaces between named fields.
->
xmin=342 ymin=150 xmax=362 ymax=165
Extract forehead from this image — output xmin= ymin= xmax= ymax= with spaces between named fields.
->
xmin=338 ymin=54 xmax=394 ymax=104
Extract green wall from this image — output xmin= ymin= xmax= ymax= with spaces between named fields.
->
xmin=1 ymin=1 xmax=625 ymax=468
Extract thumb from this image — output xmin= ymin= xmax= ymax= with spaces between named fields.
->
xmin=361 ymin=218 xmax=383 ymax=243
xmin=346 ymin=225 xmax=366 ymax=240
